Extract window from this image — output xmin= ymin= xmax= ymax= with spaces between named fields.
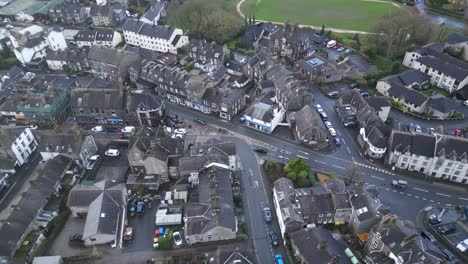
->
xmin=444 ymin=168 xmax=450 ymax=173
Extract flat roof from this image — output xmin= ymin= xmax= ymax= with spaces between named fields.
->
xmin=0 ymin=0 xmax=65 ymax=16
xmin=307 ymin=57 xmax=324 ymax=66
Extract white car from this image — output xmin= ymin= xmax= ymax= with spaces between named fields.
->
xmin=105 ymin=149 xmax=120 ymax=157
xmin=86 ymin=155 xmax=99 ymax=170
xmin=456 ymin=238 xmax=468 ymax=253
xmin=324 ymin=121 xmax=332 ymax=129
xmin=29 ymin=125 xmax=38 ymax=130
xmin=316 ymin=104 xmax=323 ymax=113
xmin=173 ymin=231 xmax=183 ymax=246
xmin=464 ymin=100 xmax=468 ymax=106
xmin=121 ymin=126 xmax=135 ymax=133
xmin=171 ymin=134 xmax=183 ymax=139
xmin=328 ymin=127 xmax=337 ymax=137
xmin=174 ymin=128 xmax=187 ymax=134
xmin=91 ymin=126 xmax=104 ymax=132
xmin=337 ymin=47 xmax=345 ymax=52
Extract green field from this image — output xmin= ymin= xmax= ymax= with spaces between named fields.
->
xmin=241 ymin=0 xmax=401 ymax=31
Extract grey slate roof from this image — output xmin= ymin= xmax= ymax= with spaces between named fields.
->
xmin=386 ymin=80 xmax=429 ymax=107
xmin=75 ymin=29 xmax=96 ymax=42
xmin=141 ymin=1 xmax=165 ymax=22
xmin=389 ymin=131 xmax=436 ymax=157
xmin=416 ymin=56 xmax=468 ymax=82
xmin=364 ymin=126 xmax=389 ymax=149
xmin=70 ymin=88 xmax=123 ymax=110
xmin=446 ymin=33 xmax=468 ymax=45
xmin=398 ymin=69 xmax=430 ymax=87
xmin=87 ymin=46 xmax=139 ymax=67
xmin=435 ymin=135 xmax=468 ymax=161
xmin=428 ymin=95 xmax=455 ymax=114
xmin=365 ymin=97 xmax=390 ymax=111
xmin=123 ymin=19 xmax=174 ymax=40
xmin=244 ymin=96 xmax=275 ymax=122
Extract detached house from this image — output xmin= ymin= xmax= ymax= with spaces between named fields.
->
xmin=188 ymin=39 xmax=229 ymax=72
xmin=402 ymin=44 xmax=468 ymax=93
xmin=122 ymin=19 xmax=188 ymax=54
xmin=293 ymin=105 xmax=329 ymax=149
xmin=295 ymin=55 xmax=343 ymax=84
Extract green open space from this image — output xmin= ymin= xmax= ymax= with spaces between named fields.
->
xmin=241 ymin=0 xmax=401 ymax=31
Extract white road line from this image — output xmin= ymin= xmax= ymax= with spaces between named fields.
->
xmin=298 ymin=150 xmax=309 ymax=155
xmin=346 ymin=146 xmax=352 ymax=154
xmin=430 ymin=200 xmax=435 ymax=202
xmin=296 ymin=155 xmax=309 ymax=160
xmin=277 ymin=155 xmax=290 ymax=160
xmin=371 ymin=175 xmax=384 ymax=181
xmin=413 ymin=188 xmax=429 ymax=192
xmin=459 ymin=197 xmax=468 ymax=201
xmin=446 ymin=204 xmax=452 ymax=207
xmin=341 ymin=138 xmax=347 ymax=144
xmin=415 ymin=196 xmax=420 ymax=199
xmin=407 ymin=194 xmax=412 ymax=197
xmin=436 ymin=193 xmax=451 ymax=197
xmin=0 ymin=182 xmax=16 ymax=205
xmin=332 ymin=165 xmax=345 ymax=169
xmin=314 ymin=160 xmax=326 ymax=165
xmin=422 ymin=198 xmax=427 ymax=201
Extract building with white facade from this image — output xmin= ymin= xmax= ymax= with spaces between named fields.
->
xmin=75 ymin=29 xmax=122 ymax=48
xmin=386 ymin=130 xmax=468 ymax=184
xmin=46 ymin=28 xmax=68 ymax=51
xmin=0 ymin=127 xmax=38 ymax=173
xmin=243 ymin=96 xmax=285 ymax=134
xmin=139 ymin=0 xmax=166 ymax=25
xmin=357 ymin=126 xmax=389 ymax=159
xmin=122 ymin=19 xmax=188 ymax=54
xmin=402 ymin=44 xmax=468 ymax=93
xmin=9 ymin=25 xmax=49 ymax=65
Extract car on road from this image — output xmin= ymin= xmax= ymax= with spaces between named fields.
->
xmin=173 ymin=231 xmax=183 ymax=246
xmin=428 ymin=214 xmax=442 ymax=225
xmin=334 ymin=137 xmax=341 ymax=146
xmin=174 ymin=128 xmax=187 ymax=134
xmin=343 ymin=121 xmax=356 ymax=128
xmin=328 ymin=127 xmax=337 ymax=137
xmin=129 ymin=201 xmax=137 ymax=216
xmin=421 ymin=230 xmax=436 ymax=243
xmin=270 ymin=231 xmax=279 ymax=246
xmin=91 ymin=126 xmax=104 ymax=132
xmin=105 ymin=148 xmax=120 ymax=157
xmin=263 ymin=207 xmax=272 ymax=223
xmin=275 ymin=254 xmax=284 ymax=264
xmin=345 ymin=49 xmax=351 ymax=54
xmin=415 ymin=124 xmax=422 ymax=133
xmin=320 ymin=112 xmax=328 ymax=121
xmin=194 ymin=117 xmax=207 ymax=126
xmin=136 ymin=201 xmax=144 ymax=216
xmin=315 ymin=104 xmax=323 ymax=113
xmin=254 ymin=146 xmax=268 ymax=154
xmin=409 ymin=123 xmax=415 ymax=132
xmin=456 ymin=238 xmax=468 ymax=253
xmin=442 ymin=248 xmax=456 ymax=262
xmin=324 ymin=121 xmax=332 ymax=129
xmin=105 ymin=127 xmax=120 ymax=133
xmin=328 ymin=91 xmax=340 ymax=98
xmin=437 ymin=224 xmax=456 ymax=235
xmin=121 ymin=126 xmax=135 ymax=133
xmin=391 ymin=180 xmax=407 ymax=190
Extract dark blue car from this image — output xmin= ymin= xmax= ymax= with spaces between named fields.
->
xmin=136 ymin=201 xmax=144 ymax=216
xmin=334 ymin=137 xmax=341 ymax=146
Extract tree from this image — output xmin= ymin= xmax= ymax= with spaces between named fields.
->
xmin=320 ymin=25 xmax=325 ymax=35
xmin=346 ymin=164 xmax=360 ymax=183
xmin=391 ymin=61 xmax=401 ymax=74
xmin=284 ymin=158 xmax=314 ymax=185
xmin=296 ymin=176 xmax=312 ymax=188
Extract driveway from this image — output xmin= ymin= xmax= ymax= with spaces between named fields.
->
xmin=125 ymin=201 xmax=159 ymax=252
xmin=47 ymin=217 xmax=92 ymax=257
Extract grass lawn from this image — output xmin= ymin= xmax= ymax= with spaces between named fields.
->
xmin=241 ymin=0 xmax=401 ymax=31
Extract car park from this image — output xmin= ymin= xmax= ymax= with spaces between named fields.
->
xmin=391 ymin=180 xmax=407 ymax=190
xmin=421 ymin=230 xmax=436 ymax=243
xmin=173 ymin=231 xmax=183 ymax=246
xmin=194 ymin=117 xmax=207 ymax=126
xmin=428 ymin=214 xmax=442 ymax=225
xmin=105 ymin=148 xmax=120 ymax=157
xmin=91 ymin=126 xmax=104 ymax=132
xmin=263 ymin=207 xmax=272 ymax=223
xmin=327 ymin=91 xmax=340 ymax=98
xmin=437 ymin=224 xmax=456 ymax=235
xmin=270 ymin=232 xmax=279 ymax=246
xmin=121 ymin=126 xmax=135 ymax=133
xmin=254 ymin=146 xmax=268 ymax=154
xmin=324 ymin=121 xmax=333 ymax=129
xmin=275 ymin=254 xmax=284 ymax=264
xmin=328 ymin=127 xmax=337 ymax=137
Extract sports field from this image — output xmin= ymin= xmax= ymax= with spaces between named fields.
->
xmin=241 ymin=0 xmax=401 ymax=31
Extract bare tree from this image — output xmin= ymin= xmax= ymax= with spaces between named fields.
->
xmin=347 ymin=164 xmax=360 ymax=183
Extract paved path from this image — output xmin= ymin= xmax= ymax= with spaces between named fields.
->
xmin=236 ymin=0 xmax=379 ymax=34
xmin=360 ymin=0 xmax=401 ymax=8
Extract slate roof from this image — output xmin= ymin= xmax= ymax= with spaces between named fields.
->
xmin=364 ymin=126 xmax=389 ymax=149
xmin=123 ymin=19 xmax=174 ymax=40
xmin=365 ymin=97 xmax=390 ymax=111
xmin=386 ymin=80 xmax=429 ymax=107
xmin=398 ymin=69 xmax=430 ymax=87
xmin=127 ymin=92 xmax=162 ymax=112
xmin=435 ymin=135 xmax=468 ymax=161
xmin=90 ymin=5 xmax=112 ymax=16
xmin=70 ymin=88 xmax=123 ymax=110
xmin=37 ymin=132 xmax=79 ymax=155
xmin=416 ymin=56 xmax=468 ymax=82
xmin=75 ymin=29 xmax=97 ymax=42
xmin=446 ymin=33 xmax=468 ymax=45
xmin=428 ymin=95 xmax=455 ymax=114
xmin=244 ymin=96 xmax=275 ymax=122
xmin=0 ymin=127 xmax=29 ymax=160
xmin=141 ymin=1 xmax=165 ymax=22
xmin=294 ymin=105 xmax=326 ymax=135
xmin=389 ymin=131 xmax=436 ymax=157
xmin=87 ymin=46 xmax=139 ymax=67
xmin=273 ymin=178 xmax=304 ymax=226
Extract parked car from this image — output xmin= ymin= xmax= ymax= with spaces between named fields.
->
xmin=391 ymin=180 xmax=407 ymax=190
xmin=343 ymin=121 xmax=356 ymax=128
xmin=320 ymin=112 xmax=328 ymax=121
xmin=275 ymin=254 xmax=284 ymax=264
xmin=315 ymin=104 xmax=323 ymax=113
xmin=456 ymin=238 xmax=468 ymax=253
xmin=85 ymin=155 xmax=99 ymax=170
xmin=29 ymin=125 xmax=38 ymax=130
xmin=174 ymin=128 xmax=187 ymax=134
xmin=270 ymin=231 xmax=279 ymax=246
xmin=129 ymin=201 xmax=137 ymax=216
xmin=415 ymin=124 xmax=422 ymax=133
xmin=334 ymin=137 xmax=341 ymax=146
xmin=409 ymin=123 xmax=415 ymax=132
xmin=171 ymin=133 xmax=183 ymax=139
xmin=69 ymin=234 xmax=84 ymax=246
xmin=136 ymin=201 xmax=145 ymax=216
xmin=442 ymin=248 xmax=456 ymax=262
xmin=421 ymin=230 xmax=436 ymax=243
xmin=254 ymin=146 xmax=268 ymax=154
xmin=463 ymin=100 xmax=468 ymax=106
xmin=324 ymin=121 xmax=332 ymax=129
xmin=428 ymin=214 xmax=442 ymax=225
xmin=123 ymin=227 xmax=133 ymax=241
xmin=263 ymin=207 xmax=272 ymax=223
xmin=328 ymin=127 xmax=337 ymax=137
xmin=105 ymin=148 xmax=120 ymax=157
xmin=358 ymin=89 xmax=370 ymax=97
xmin=327 ymin=91 xmax=340 ymax=98
xmin=345 ymin=49 xmax=351 ymax=54
xmin=350 ymin=83 xmax=359 ymax=88
xmin=173 ymin=231 xmax=183 ymax=246
xmin=121 ymin=126 xmax=135 ymax=133
xmin=337 ymin=47 xmax=345 ymax=52
xmin=91 ymin=126 xmax=104 ymax=132
xmin=105 ymin=127 xmax=120 ymax=133
xmin=194 ymin=117 xmax=207 ymax=126
xmin=438 ymin=224 xmax=456 ymax=235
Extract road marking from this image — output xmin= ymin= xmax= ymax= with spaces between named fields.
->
xmin=296 ymin=155 xmax=309 ymax=160
xmin=0 ymin=182 xmax=16 ymax=205
xmin=430 ymin=200 xmax=435 ymax=203
xmin=413 ymin=188 xmax=429 ymax=193
xmin=422 ymin=198 xmax=427 ymax=201
xmin=298 ymin=150 xmax=309 ymax=155
xmin=407 ymin=194 xmax=412 ymax=197
xmin=332 ymin=165 xmax=345 ymax=169
xmin=436 ymin=193 xmax=451 ymax=197
xmin=459 ymin=197 xmax=468 ymax=201
xmin=371 ymin=175 xmax=384 ymax=181
xmin=415 ymin=196 xmax=420 ymax=199
xmin=277 ymin=155 xmax=290 ymax=160
xmin=314 ymin=160 xmax=326 ymax=165
xmin=341 ymin=138 xmax=347 ymax=144
xmin=346 ymin=146 xmax=352 ymax=154
xmin=446 ymin=204 xmax=452 ymax=207
xmin=255 ymin=181 xmax=258 ymax=188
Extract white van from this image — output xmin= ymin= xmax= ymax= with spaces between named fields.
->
xmin=326 ymin=40 xmax=336 ymax=48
